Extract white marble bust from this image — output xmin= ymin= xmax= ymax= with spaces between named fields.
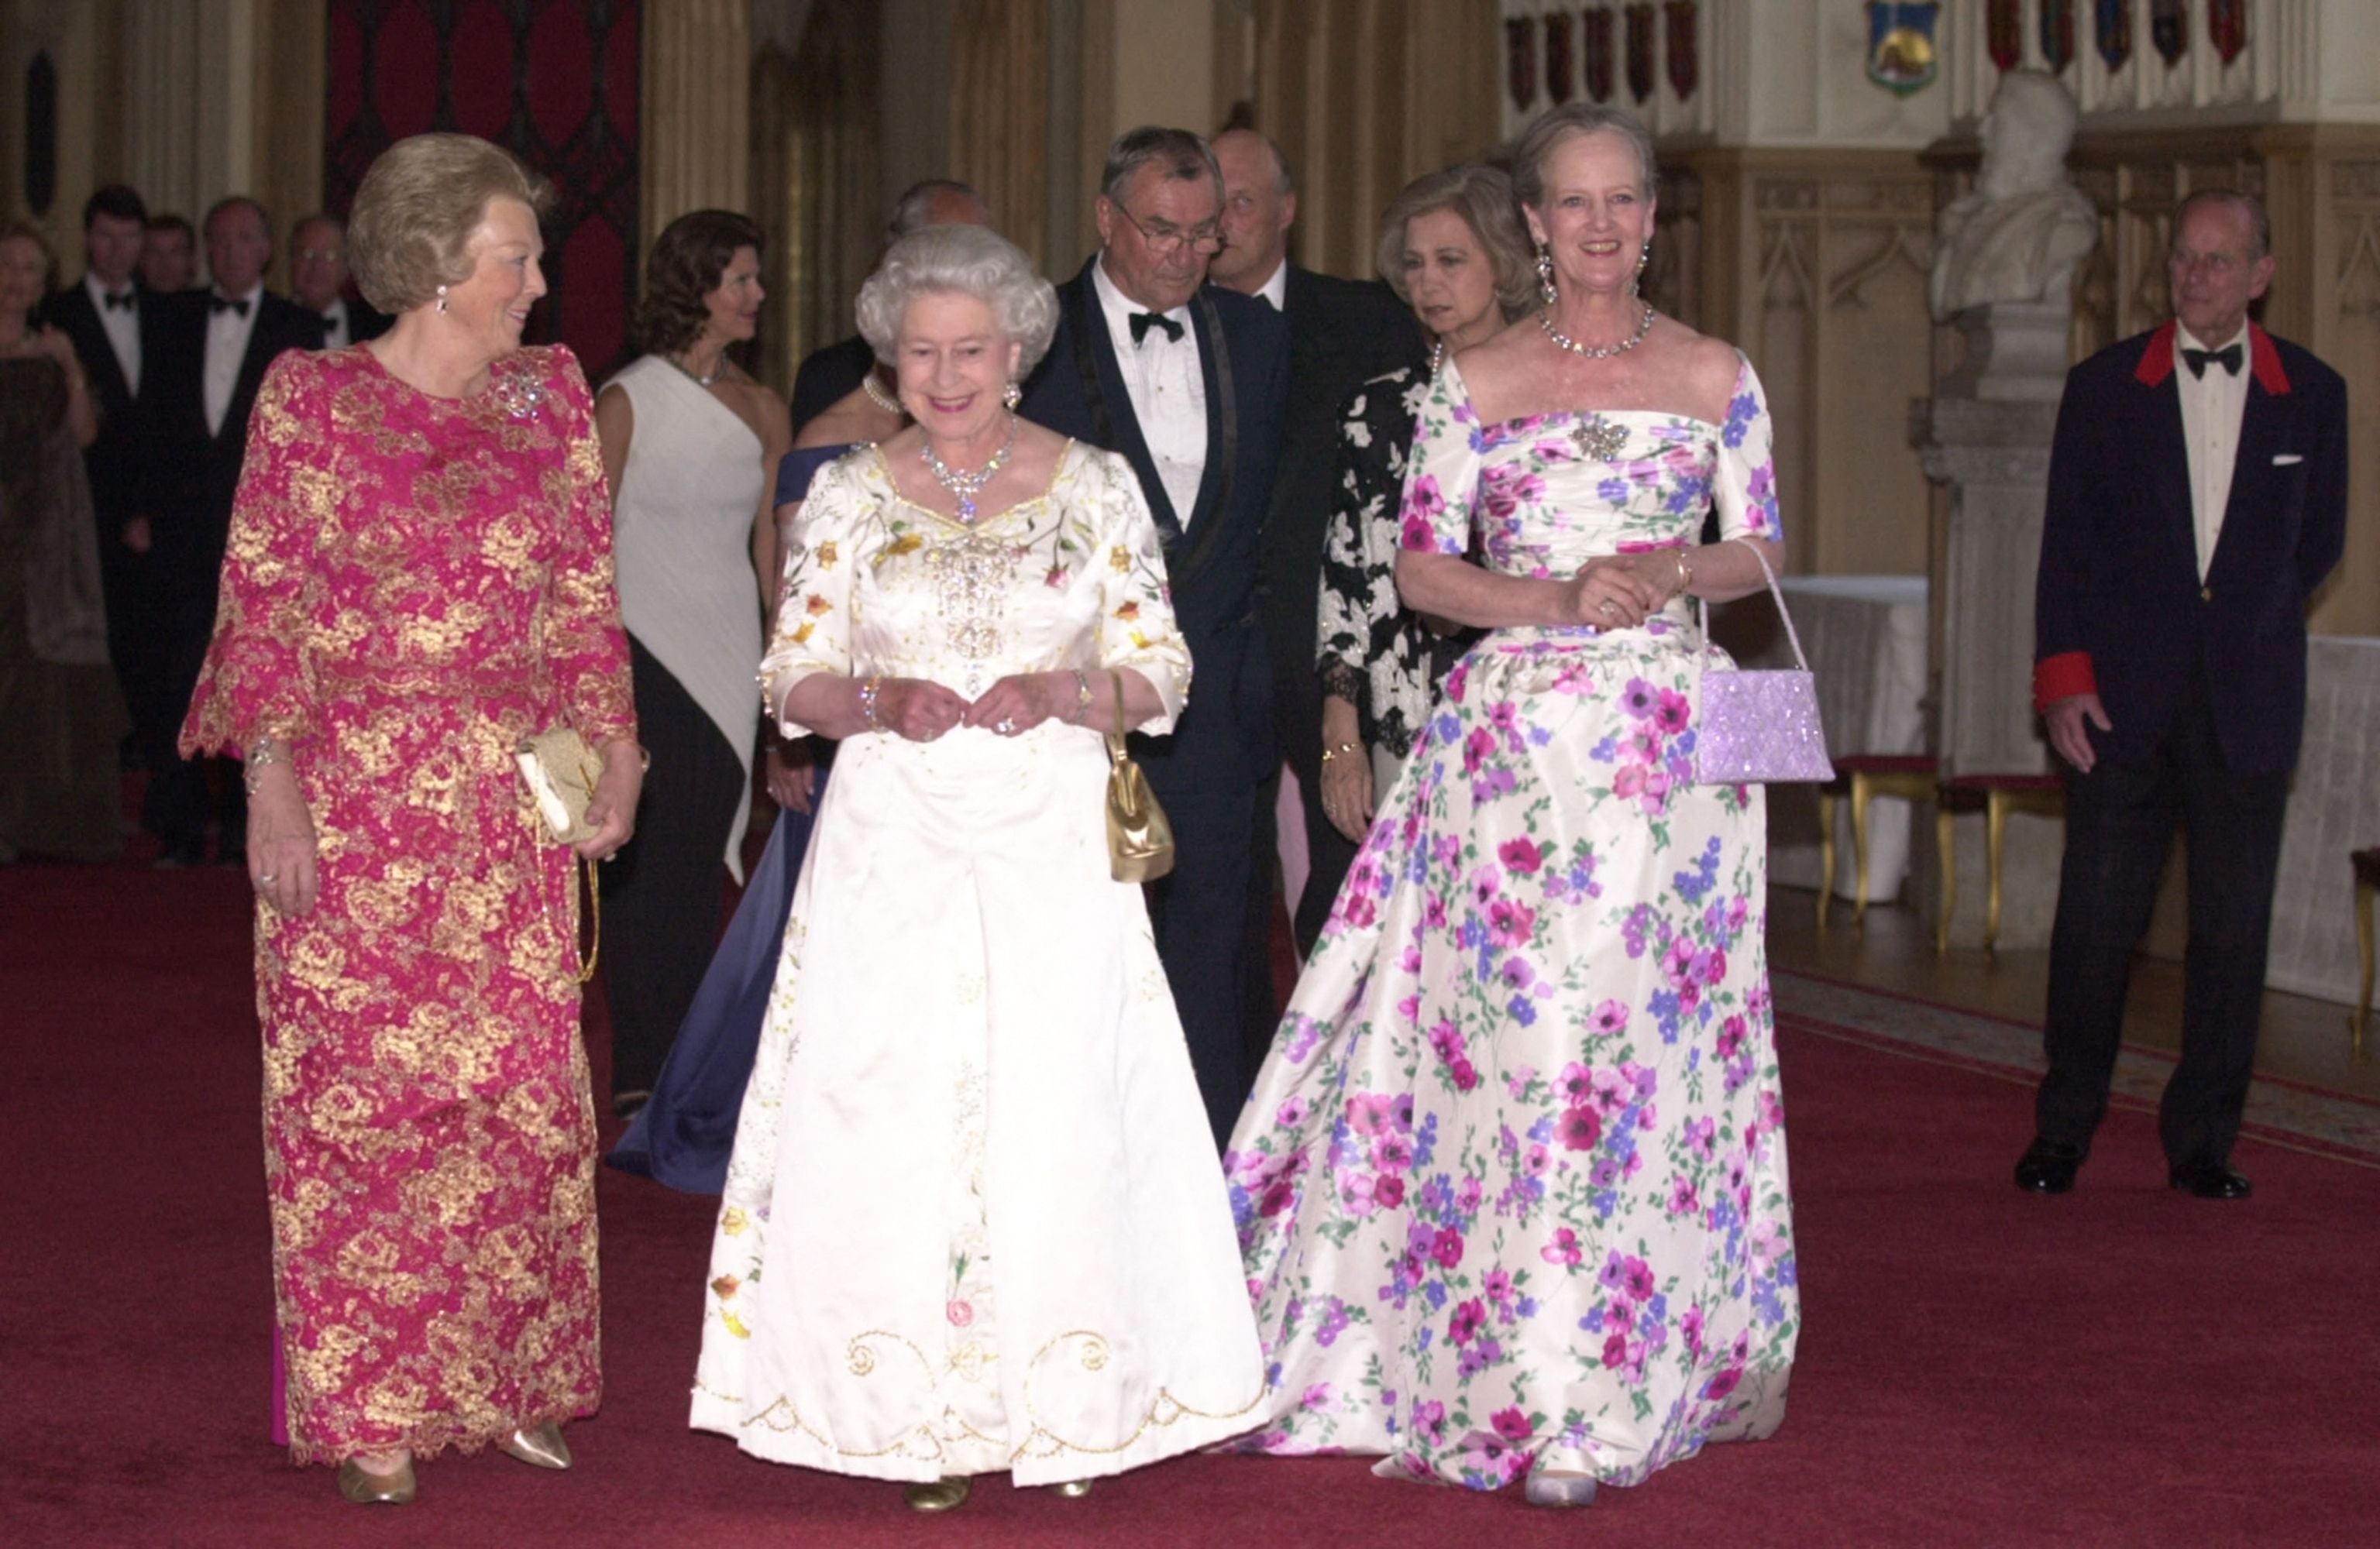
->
xmin=1929 ymin=70 xmax=2100 ymax=321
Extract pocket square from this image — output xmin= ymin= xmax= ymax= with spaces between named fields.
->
xmin=2272 ymin=453 xmax=2305 ymax=465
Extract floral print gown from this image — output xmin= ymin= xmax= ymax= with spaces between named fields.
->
xmin=180 ymin=345 xmax=635 ymax=1463
xmin=1226 ymin=354 xmax=1798 ymax=1492
xmin=690 ymin=442 xmax=1265 ymax=1486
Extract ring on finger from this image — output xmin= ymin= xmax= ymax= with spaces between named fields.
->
xmin=259 ymin=872 xmax=277 ymax=884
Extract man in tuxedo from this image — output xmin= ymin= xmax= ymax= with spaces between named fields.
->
xmin=142 ymin=195 xmax=324 ymax=864
xmin=788 ymin=179 xmax=990 ymax=433
xmin=1209 ymin=127 xmax=1424 ymax=979
xmin=287 ymin=213 xmax=391 ymax=348
xmin=1020 ymin=126 xmax=1289 ymax=1149
xmin=140 ymin=213 xmax=199 ymax=294
xmin=2016 ymin=191 xmax=2346 ymax=1201
xmin=46 ymin=184 xmax=178 ymax=766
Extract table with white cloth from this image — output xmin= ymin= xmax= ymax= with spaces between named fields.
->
xmin=1711 ymin=574 xmax=1930 ymax=903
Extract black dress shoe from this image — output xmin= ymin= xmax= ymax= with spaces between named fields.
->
xmin=2168 ymin=1162 xmax=2251 ymax=1200
xmin=2014 ymin=1138 xmax=2085 ymax=1194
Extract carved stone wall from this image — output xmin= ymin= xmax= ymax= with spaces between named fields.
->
xmin=1671 ymin=150 xmax=1939 ymax=581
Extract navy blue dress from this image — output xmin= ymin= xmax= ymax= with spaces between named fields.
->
xmin=607 ymin=444 xmax=855 ymax=1190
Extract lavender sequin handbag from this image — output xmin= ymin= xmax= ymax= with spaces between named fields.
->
xmin=1692 ymin=541 xmax=1835 ymax=785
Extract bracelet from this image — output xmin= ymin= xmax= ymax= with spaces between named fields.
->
xmin=242 ymin=735 xmax=286 ymax=796
xmin=858 ymin=675 xmax=885 ymax=731
xmin=1672 ymin=548 xmax=1694 ymax=599
xmin=1320 ymin=740 xmax=1360 ymax=764
xmin=1070 ymin=668 xmax=1093 ymax=725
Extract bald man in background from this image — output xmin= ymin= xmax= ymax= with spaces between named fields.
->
xmin=787 ymin=178 xmax=992 ymax=434
xmin=1209 ymin=127 xmax=1422 ymax=1035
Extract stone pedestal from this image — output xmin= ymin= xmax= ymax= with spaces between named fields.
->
xmin=1914 ymin=297 xmax=2075 ymax=949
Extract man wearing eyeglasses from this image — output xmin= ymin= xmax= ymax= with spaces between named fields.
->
xmin=1022 ymin=125 xmax=1290 ymax=1153
xmin=288 ymin=213 xmax=391 ymax=349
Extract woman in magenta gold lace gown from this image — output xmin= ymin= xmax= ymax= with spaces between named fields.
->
xmin=180 ymin=134 xmax=642 ymax=1506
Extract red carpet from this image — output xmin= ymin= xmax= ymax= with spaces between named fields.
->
xmin=6 ymin=857 xmax=2379 ymax=1547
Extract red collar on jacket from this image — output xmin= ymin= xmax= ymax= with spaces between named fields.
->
xmin=2133 ymin=319 xmax=2290 ymax=394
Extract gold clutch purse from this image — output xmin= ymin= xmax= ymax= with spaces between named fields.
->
xmin=1103 ymin=674 xmax=1174 ymax=883
xmin=516 ymin=727 xmax=603 ymax=981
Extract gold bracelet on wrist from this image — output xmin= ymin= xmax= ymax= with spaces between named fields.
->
xmin=1320 ymin=740 xmax=1360 ymax=764
xmin=1673 ymin=547 xmax=1694 ymax=598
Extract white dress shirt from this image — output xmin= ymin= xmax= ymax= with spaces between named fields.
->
xmin=1254 ymin=259 xmax=1288 ymax=312
xmin=2173 ymin=321 xmax=2251 ymax=581
xmin=1092 ymin=256 xmax=1207 ymax=526
xmin=317 ymin=297 xmax=351 ymax=350
xmin=84 ymin=273 xmax=140 ymax=394
xmin=204 ymin=285 xmax=264 ymax=438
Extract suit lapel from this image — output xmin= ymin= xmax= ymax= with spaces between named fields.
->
xmin=2208 ymin=331 xmax=2293 ymax=582
xmin=1173 ymin=289 xmax=1239 ymax=586
xmin=2132 ymin=323 xmax=2200 ymax=581
xmin=1068 ymin=266 xmax=1182 ymax=548
xmin=218 ymin=302 xmax=285 ymax=445
xmin=61 ymin=288 xmax=134 ymax=414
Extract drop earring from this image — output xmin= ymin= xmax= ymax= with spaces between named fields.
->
xmin=1632 ymin=242 xmax=1649 ymax=298
xmin=1002 ymin=380 xmax=1022 ymax=410
xmin=1536 ymin=243 xmax=1558 ymax=308
xmin=435 ymin=283 xmax=449 ymax=315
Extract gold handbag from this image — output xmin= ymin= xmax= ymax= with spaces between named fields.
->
xmin=515 ymin=727 xmax=603 ymax=982
xmin=1103 ymin=674 xmax=1174 ymax=883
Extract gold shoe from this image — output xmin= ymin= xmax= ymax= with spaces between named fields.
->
xmin=497 ymin=1420 xmax=573 ymax=1470
xmin=336 ymin=1456 xmax=418 ymax=1505
xmin=903 ymin=1475 xmax=972 ymax=1513
xmin=1051 ymin=1479 xmax=1095 ymax=1499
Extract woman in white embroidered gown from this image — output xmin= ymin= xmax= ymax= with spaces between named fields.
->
xmin=690 ymin=225 xmax=1264 ymax=1511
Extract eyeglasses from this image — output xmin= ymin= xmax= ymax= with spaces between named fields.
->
xmin=1116 ymin=204 xmax=1223 ymax=256
xmin=296 ymin=247 xmax=346 ymax=264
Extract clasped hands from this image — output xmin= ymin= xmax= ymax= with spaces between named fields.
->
xmin=867 ymin=671 xmax=1088 ymax=743
xmin=1562 ymin=551 xmax=1688 ymax=630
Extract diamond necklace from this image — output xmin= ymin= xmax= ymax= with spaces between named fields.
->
xmin=920 ymin=413 xmax=1017 ymax=523
xmin=1540 ymin=302 xmax=1656 ymax=359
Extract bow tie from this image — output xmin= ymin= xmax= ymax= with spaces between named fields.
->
xmin=101 ymin=290 xmax=136 ymax=312
xmin=1128 ymin=309 xmax=1184 ymax=345
xmin=210 ymin=294 xmax=252 ymax=318
xmin=2181 ymin=342 xmax=2241 ymax=379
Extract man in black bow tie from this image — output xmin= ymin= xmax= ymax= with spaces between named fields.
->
xmin=2017 ymin=190 xmax=2346 ymax=1203
xmin=1021 ymin=126 xmax=1289 ymax=1150
xmin=288 ymin=212 xmax=392 ymax=349
xmin=46 ymin=184 xmax=181 ymax=781
xmin=140 ymin=195 xmax=323 ymax=865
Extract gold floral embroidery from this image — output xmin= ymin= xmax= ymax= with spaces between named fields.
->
xmin=1012 ymin=1331 xmax=1264 ymax=1461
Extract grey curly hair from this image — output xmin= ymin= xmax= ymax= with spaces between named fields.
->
xmin=855 ymin=224 xmax=1059 ymax=375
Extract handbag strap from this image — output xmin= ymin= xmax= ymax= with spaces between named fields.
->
xmin=1697 ymin=538 xmax=1814 ymax=673
xmin=1106 ymin=670 xmax=1130 ymax=764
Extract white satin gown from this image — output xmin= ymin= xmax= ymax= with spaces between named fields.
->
xmin=688 ymin=441 xmax=1266 ymax=1485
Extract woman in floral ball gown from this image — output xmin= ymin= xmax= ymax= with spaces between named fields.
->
xmin=1227 ymin=103 xmax=1798 ymax=1508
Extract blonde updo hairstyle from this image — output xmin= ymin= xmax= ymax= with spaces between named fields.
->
xmin=346 ymin=132 xmax=553 ymax=314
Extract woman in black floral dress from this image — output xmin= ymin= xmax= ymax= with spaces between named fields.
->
xmin=1315 ymin=165 xmax=1537 ymax=842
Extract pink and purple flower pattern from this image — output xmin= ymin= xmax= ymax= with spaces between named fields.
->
xmin=1226 ymin=354 xmax=1797 ymax=1492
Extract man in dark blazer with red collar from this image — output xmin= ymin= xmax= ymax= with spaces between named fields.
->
xmin=143 ymin=195 xmax=324 ymax=864
xmin=1020 ymin=126 xmax=1289 ymax=1150
xmin=2016 ymin=190 xmax=2347 ymax=1201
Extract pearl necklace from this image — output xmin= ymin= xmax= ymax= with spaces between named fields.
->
xmin=920 ymin=413 xmax=1017 ymax=523
xmin=1539 ymin=302 xmax=1656 ymax=360
xmin=861 ymin=372 xmax=903 ymax=417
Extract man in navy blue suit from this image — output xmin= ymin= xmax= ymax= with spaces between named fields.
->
xmin=1020 ymin=126 xmax=1289 ymax=1149
xmin=2016 ymin=190 xmax=2347 ymax=1201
